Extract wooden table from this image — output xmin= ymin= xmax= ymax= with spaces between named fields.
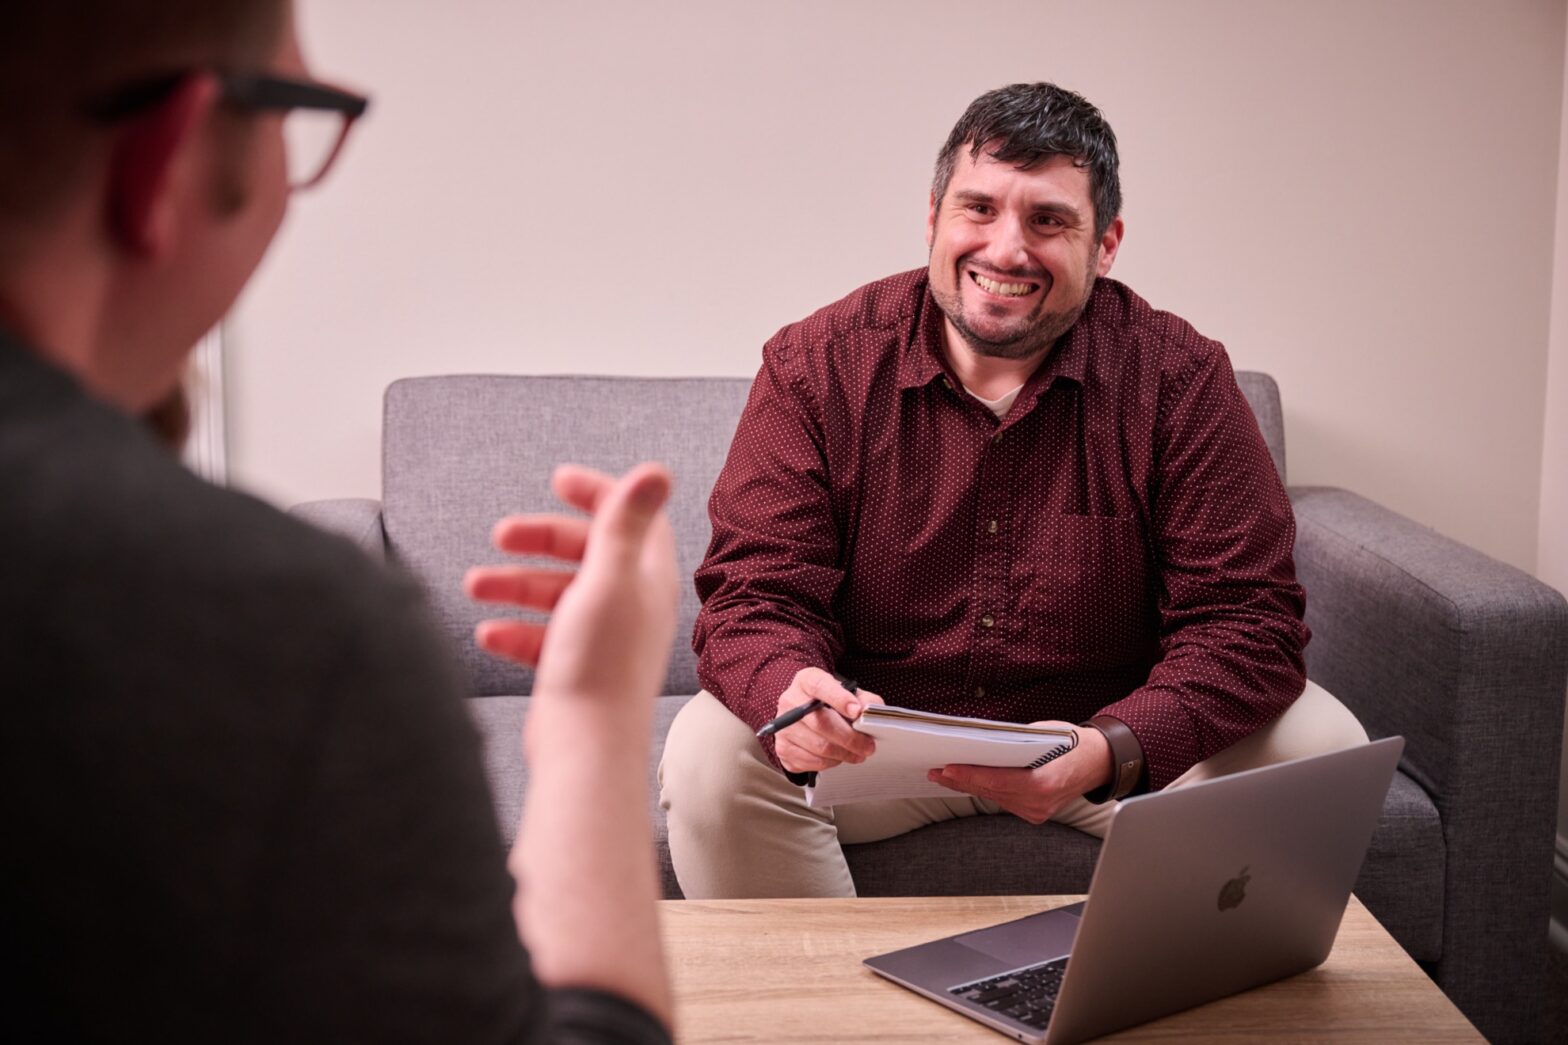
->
xmin=660 ymin=895 xmax=1480 ymax=1042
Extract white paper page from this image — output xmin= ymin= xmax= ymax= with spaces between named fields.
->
xmin=804 ymin=710 xmax=1074 ymax=808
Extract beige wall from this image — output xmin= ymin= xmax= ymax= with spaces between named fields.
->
xmin=1544 ymin=1 xmax=1568 ymax=948
xmin=228 ymin=0 xmax=1565 ymax=584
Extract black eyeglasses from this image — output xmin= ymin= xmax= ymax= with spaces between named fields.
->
xmin=87 ymin=72 xmax=370 ymax=192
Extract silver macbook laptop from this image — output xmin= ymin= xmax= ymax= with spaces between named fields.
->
xmin=864 ymin=736 xmax=1404 ymax=1044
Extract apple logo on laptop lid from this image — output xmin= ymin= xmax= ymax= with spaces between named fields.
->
xmin=1217 ymin=867 xmax=1250 ymax=912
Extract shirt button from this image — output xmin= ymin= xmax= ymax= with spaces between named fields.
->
xmin=974 ymin=686 xmax=986 ymax=700
xmin=980 ymin=614 xmax=995 ymax=629
xmin=987 ymin=519 xmax=998 ymax=534
xmin=992 ymin=432 xmax=1004 ymax=445
xmin=942 ymin=376 xmax=953 ymax=390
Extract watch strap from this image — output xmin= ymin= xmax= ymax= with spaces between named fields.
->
xmin=1081 ymin=714 xmax=1145 ymax=804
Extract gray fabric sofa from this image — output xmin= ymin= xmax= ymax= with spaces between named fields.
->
xmin=292 ymin=372 xmax=1567 ymax=1044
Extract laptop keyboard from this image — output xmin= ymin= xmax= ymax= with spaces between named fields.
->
xmin=950 ymin=957 xmax=1069 ymax=1030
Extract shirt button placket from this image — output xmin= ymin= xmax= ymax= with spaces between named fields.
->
xmin=968 ymin=419 xmax=1007 ymax=712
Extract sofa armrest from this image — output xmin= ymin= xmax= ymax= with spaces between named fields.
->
xmin=289 ymin=498 xmax=387 ymax=564
xmin=1290 ymin=484 xmax=1567 ymax=1043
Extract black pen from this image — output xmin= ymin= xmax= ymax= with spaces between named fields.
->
xmin=755 ymin=675 xmax=858 ymax=738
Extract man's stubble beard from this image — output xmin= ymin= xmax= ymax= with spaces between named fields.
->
xmin=930 ymin=247 xmax=1100 ymax=362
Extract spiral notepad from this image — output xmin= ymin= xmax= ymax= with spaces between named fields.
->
xmin=804 ymin=705 xmax=1077 ymax=808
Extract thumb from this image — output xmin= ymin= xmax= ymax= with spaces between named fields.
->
xmin=583 ymin=462 xmax=672 ymax=572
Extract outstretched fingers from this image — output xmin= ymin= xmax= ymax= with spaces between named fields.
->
xmin=475 ymin=619 xmax=547 ymax=666
xmin=550 ymin=464 xmax=619 ymax=516
xmin=490 ymin=514 xmax=591 ymax=563
xmin=578 ymin=462 xmax=673 ymax=576
xmin=464 ymin=565 xmax=575 ymax=611
xmin=473 ymin=462 xmax=674 ymax=674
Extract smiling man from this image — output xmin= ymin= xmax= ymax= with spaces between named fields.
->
xmin=660 ymin=82 xmax=1368 ymax=899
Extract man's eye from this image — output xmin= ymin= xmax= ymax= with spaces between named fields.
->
xmin=968 ymin=204 xmax=993 ymax=217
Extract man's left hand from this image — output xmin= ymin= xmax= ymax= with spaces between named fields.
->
xmin=927 ymin=722 xmax=1112 ymax=824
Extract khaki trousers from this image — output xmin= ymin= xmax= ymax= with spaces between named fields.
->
xmin=658 ymin=680 xmax=1367 ymax=899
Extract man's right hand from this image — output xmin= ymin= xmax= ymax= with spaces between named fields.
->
xmin=772 ymin=667 xmax=884 ymax=774
xmin=466 ymin=462 xmax=678 ymax=719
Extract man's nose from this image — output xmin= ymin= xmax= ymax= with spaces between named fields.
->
xmin=982 ymin=219 xmax=1031 ymax=270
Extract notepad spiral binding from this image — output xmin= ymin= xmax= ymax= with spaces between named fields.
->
xmin=1026 ymin=745 xmax=1074 ymax=770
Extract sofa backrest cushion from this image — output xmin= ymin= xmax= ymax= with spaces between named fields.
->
xmin=1235 ymin=370 xmax=1286 ymax=484
xmin=383 ymin=375 xmax=750 ymax=697
xmin=381 ymin=369 xmax=1283 ymax=698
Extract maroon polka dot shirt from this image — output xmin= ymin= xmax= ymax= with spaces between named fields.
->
xmin=694 ymin=270 xmax=1308 ymax=791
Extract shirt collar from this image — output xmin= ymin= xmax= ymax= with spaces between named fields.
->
xmin=897 ymin=283 xmax=951 ymax=391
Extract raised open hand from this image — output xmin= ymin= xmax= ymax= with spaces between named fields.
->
xmin=466 ymin=462 xmax=678 ymax=710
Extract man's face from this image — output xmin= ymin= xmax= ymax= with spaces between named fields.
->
xmin=108 ymin=8 xmax=301 ymax=412
xmin=178 ymin=16 xmax=302 ymax=339
xmin=926 ymin=146 xmax=1122 ymax=363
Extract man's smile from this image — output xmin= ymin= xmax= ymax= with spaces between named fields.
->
xmin=968 ymin=268 xmax=1041 ymax=300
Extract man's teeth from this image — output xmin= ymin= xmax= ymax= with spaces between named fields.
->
xmin=973 ymin=273 xmax=1035 ymax=297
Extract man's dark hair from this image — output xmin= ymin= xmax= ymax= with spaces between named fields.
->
xmin=932 ymin=83 xmax=1122 ymax=238
xmin=0 ymin=1 xmax=286 ymax=243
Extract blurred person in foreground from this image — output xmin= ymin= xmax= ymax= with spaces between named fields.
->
xmin=0 ymin=2 xmax=675 ymax=1040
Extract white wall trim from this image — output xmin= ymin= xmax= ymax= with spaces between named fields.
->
xmin=183 ymin=327 xmax=227 ymax=484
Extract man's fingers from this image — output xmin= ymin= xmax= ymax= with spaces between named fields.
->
xmin=474 ymin=619 xmax=546 ymax=666
xmin=783 ymin=721 xmax=869 ymax=765
xmin=776 ymin=731 xmax=864 ymax=772
xmin=934 ymin=764 xmax=1016 ymax=796
xmin=795 ymin=667 xmax=864 ymax=718
xmin=926 ymin=764 xmax=1057 ymax=824
xmin=929 ymin=766 xmax=1007 ymax=806
xmin=786 ymin=709 xmax=874 ymax=761
xmin=855 ymin=688 xmax=887 ymax=709
xmin=551 ymin=464 xmax=618 ymax=515
xmin=948 ymin=764 xmax=1015 ymax=787
xmin=464 ymin=565 xmax=575 ymax=609
xmin=930 ymin=766 xmax=970 ymax=794
xmin=815 ymin=715 xmax=876 ymax=760
xmin=490 ymin=515 xmax=591 ymax=562
xmin=580 ymin=463 xmax=672 ymax=573
xmin=775 ymin=735 xmax=834 ymax=772
xmin=489 ymin=459 xmax=671 ymax=567
xmin=777 ymin=669 xmax=878 ymax=759
xmin=641 ymin=511 xmax=681 ymax=590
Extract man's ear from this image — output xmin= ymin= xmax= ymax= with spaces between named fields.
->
xmin=106 ymin=74 xmax=221 ymax=258
xmin=1095 ymin=216 xmax=1125 ymax=277
xmin=925 ymin=190 xmax=938 ymax=248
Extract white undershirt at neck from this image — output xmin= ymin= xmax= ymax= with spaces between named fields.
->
xmin=964 ymin=382 xmax=1026 ymax=419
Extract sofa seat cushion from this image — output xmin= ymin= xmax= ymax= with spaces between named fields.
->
xmin=1355 ymin=769 xmax=1445 ymax=961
